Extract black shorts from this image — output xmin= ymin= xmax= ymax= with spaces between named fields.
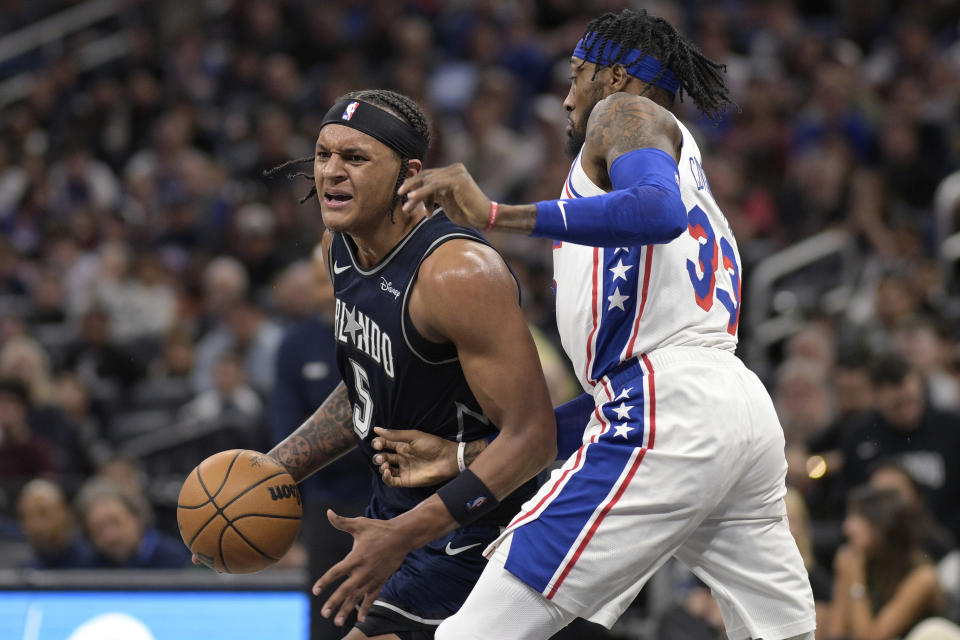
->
xmin=352 ymin=524 xmax=500 ymax=639
xmin=354 ymin=603 xmax=437 ymax=640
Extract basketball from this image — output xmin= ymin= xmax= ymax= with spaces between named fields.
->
xmin=177 ymin=449 xmax=302 ymax=574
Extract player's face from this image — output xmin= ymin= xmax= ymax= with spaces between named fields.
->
xmin=562 ymin=58 xmax=607 ymax=158
xmin=314 ymin=124 xmax=402 ymax=234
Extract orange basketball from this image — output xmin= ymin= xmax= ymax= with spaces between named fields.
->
xmin=177 ymin=449 xmax=302 ymax=574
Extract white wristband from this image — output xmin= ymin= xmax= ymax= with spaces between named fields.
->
xmin=457 ymin=440 xmax=467 ymax=472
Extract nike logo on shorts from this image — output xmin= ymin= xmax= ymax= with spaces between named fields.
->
xmin=333 ymin=261 xmax=352 ymax=275
xmin=444 ymin=542 xmax=481 ymax=556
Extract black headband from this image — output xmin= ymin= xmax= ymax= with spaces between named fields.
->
xmin=320 ymin=98 xmax=428 ymax=160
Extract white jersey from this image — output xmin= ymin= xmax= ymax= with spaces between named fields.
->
xmin=553 ymin=115 xmax=741 ymax=391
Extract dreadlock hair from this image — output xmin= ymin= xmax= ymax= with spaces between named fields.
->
xmin=263 ymin=89 xmax=431 ymax=221
xmin=578 ymin=9 xmax=735 ymax=123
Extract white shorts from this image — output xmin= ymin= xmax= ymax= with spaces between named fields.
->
xmin=485 ymin=346 xmax=816 ymax=640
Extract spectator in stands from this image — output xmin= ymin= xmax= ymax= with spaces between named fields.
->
xmin=191 ymin=295 xmax=282 ymax=394
xmin=776 ymin=356 xmax=835 ymax=448
xmin=891 ymin=317 xmax=960 ymax=412
xmin=228 ymin=202 xmax=283 ymax=291
xmin=134 ymin=328 xmax=196 ymax=416
xmin=47 ymin=141 xmax=121 ymax=215
xmin=0 ymin=335 xmax=93 ymax=474
xmin=839 ymin=353 xmax=960 ymax=542
xmin=180 ymin=349 xmax=266 ymax=454
xmin=62 ymin=306 xmax=146 ymax=402
xmin=197 ymin=256 xmax=249 ymax=336
xmin=0 ymin=334 xmax=55 ymax=404
xmin=863 ymin=270 xmax=924 ymax=355
xmin=75 ymin=478 xmax=189 ymax=569
xmin=0 ymin=377 xmax=57 ymax=481
xmin=25 ymin=267 xmax=68 ymax=325
xmin=86 ymin=243 xmax=177 ymax=343
xmin=270 ymin=260 xmax=320 ymax=325
xmin=869 ymin=462 xmax=956 ymax=562
xmin=148 ymin=328 xmax=196 ymax=382
xmin=826 ymin=485 xmax=942 ymax=639
xmin=93 ymin=456 xmax=153 ymax=516
xmin=54 ymin=372 xmax=111 ymax=471
xmin=16 ymin=478 xmax=95 ymax=569
xmin=805 ymin=353 xmax=875 ymax=525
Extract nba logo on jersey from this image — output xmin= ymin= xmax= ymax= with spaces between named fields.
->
xmin=342 ymin=101 xmax=359 ymax=121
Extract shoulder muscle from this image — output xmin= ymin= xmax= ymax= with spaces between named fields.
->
xmin=411 ymin=239 xmax=518 ymax=344
xmin=585 ymin=93 xmax=681 ymax=174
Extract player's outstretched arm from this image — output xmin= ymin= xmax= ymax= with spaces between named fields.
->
xmin=267 ymin=381 xmax=357 ymax=483
xmin=373 ymin=391 xmax=596 ymax=487
xmin=398 ymin=92 xmax=685 ymax=248
xmin=311 ymin=240 xmax=557 ymax=626
xmin=371 ymin=427 xmax=481 ymax=488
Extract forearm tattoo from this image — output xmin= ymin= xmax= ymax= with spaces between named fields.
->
xmin=498 ymin=204 xmax=538 ymax=234
xmin=268 ymin=382 xmax=356 ymax=482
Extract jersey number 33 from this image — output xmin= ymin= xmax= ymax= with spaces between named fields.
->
xmin=685 ymin=204 xmax=741 ymax=335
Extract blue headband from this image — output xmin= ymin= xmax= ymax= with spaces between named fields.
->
xmin=573 ymin=35 xmax=679 ymax=95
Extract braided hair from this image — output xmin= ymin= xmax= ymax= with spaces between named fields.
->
xmin=263 ymin=89 xmax=431 ymax=219
xmin=578 ymin=9 xmax=735 ymax=122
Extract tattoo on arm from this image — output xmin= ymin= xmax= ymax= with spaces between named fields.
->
xmin=268 ymin=382 xmax=356 ymax=482
xmin=585 ymin=93 xmax=679 ymax=185
xmin=495 ymin=203 xmax=538 ymax=235
xmin=463 ymin=439 xmax=488 ymax=467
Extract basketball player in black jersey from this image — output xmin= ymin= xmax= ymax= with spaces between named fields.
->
xmin=261 ymin=90 xmax=557 ymax=640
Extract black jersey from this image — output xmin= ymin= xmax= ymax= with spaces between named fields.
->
xmin=328 ymin=212 xmax=536 ymax=525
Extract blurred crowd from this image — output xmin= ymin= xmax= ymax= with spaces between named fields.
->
xmin=2 ymin=0 xmax=960 ymax=637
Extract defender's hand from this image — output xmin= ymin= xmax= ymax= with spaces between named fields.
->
xmin=371 ymin=427 xmax=459 ymax=488
xmin=312 ymin=510 xmax=412 ymax=626
xmin=399 ymin=164 xmax=491 ymax=229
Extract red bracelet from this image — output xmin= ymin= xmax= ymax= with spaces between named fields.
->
xmin=484 ymin=201 xmax=499 ymax=232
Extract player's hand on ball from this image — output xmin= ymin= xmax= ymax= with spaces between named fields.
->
xmin=372 ymin=427 xmax=459 ymax=488
xmin=398 ymin=163 xmax=490 ymax=229
xmin=313 ymin=510 xmax=413 ymax=626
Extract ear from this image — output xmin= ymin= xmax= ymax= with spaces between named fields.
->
xmin=404 ymin=158 xmax=423 ymax=179
xmin=608 ymin=64 xmax=632 ymax=92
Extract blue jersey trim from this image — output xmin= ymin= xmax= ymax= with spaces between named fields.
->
xmin=504 ymin=376 xmax=647 ymax=593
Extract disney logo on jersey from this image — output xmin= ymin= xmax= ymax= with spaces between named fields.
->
xmin=379 ymin=277 xmax=401 ymax=300
xmin=334 ymin=298 xmax=395 ymax=378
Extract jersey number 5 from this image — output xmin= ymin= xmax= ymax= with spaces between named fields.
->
xmin=684 ymin=205 xmax=741 ymax=335
xmin=349 ymin=359 xmax=373 ymax=438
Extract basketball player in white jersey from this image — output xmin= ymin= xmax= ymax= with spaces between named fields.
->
xmin=387 ymin=8 xmax=817 ymax=640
